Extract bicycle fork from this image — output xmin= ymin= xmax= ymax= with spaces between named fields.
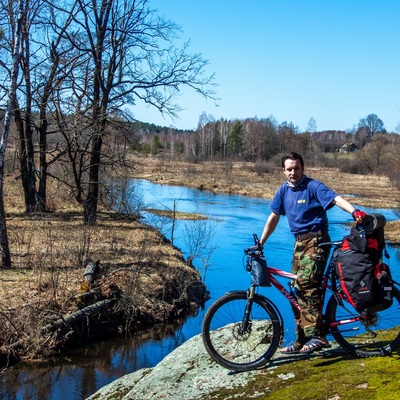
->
xmin=238 ymin=287 xmax=256 ymax=334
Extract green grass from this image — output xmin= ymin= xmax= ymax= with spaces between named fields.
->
xmin=207 ymin=349 xmax=400 ymax=400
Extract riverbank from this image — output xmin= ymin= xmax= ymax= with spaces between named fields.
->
xmin=131 ymin=154 xmax=400 ymax=243
xmin=131 ymin=154 xmax=400 ymax=207
xmin=0 ymin=174 xmax=208 ymax=367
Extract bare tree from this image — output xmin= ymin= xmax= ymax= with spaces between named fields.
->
xmin=0 ymin=0 xmax=38 ymax=213
xmin=48 ymin=0 xmax=216 ymax=225
xmin=183 ymin=219 xmax=217 ymax=282
xmin=33 ymin=6 xmax=79 ymax=212
xmin=277 ymin=121 xmax=298 ymax=153
xmin=355 ymin=133 xmax=392 ymax=173
xmin=196 ymin=112 xmax=216 ymax=158
xmin=242 ymin=117 xmax=278 ymax=161
xmin=0 ymin=0 xmax=24 ymax=267
xmin=216 ymin=118 xmax=231 ymax=158
xmin=0 ymin=0 xmax=78 ymax=213
xmin=358 ymin=114 xmax=385 ymax=140
xmin=305 ymin=117 xmax=317 ymax=133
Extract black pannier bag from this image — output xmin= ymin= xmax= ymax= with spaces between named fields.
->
xmin=251 ymin=255 xmax=271 ymax=287
xmin=369 ymin=262 xmax=393 ymax=313
xmin=335 ymin=213 xmax=393 ymax=312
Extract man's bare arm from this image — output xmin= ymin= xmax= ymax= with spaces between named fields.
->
xmin=260 ymin=212 xmax=280 ymax=246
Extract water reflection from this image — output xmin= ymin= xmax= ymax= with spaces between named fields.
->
xmin=0 ymin=318 xmax=192 ymax=400
xmin=1 ymin=178 xmax=399 ymax=399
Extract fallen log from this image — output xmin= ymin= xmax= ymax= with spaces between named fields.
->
xmin=42 ymin=298 xmax=116 ymax=333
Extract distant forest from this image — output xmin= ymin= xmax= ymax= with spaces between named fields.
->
xmin=132 ymin=114 xmax=399 ymax=183
xmin=133 ymin=113 xmax=390 ymax=157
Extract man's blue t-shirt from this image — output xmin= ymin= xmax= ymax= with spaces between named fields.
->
xmin=270 ymin=177 xmax=337 ymax=235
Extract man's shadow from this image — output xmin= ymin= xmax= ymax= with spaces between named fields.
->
xmin=228 ymin=346 xmax=400 ymax=375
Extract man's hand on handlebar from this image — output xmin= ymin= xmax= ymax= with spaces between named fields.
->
xmin=244 ymin=233 xmax=264 ymax=256
xmin=244 ymin=242 xmax=263 ymax=256
xmin=352 ymin=209 xmax=366 ymax=224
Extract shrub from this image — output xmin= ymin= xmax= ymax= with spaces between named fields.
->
xmin=253 ymin=160 xmax=270 ymax=176
xmin=339 ymin=158 xmax=369 ymax=175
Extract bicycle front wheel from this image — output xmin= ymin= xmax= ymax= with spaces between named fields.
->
xmin=202 ymin=291 xmax=281 ymax=371
xmin=326 ymin=287 xmax=400 ymax=357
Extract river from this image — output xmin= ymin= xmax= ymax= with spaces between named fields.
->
xmin=1 ymin=179 xmax=399 ymax=399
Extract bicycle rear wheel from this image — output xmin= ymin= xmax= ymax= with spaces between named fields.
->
xmin=326 ymin=286 xmax=400 ymax=356
xmin=202 ymin=291 xmax=281 ymax=371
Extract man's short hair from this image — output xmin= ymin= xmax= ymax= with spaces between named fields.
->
xmin=282 ymin=152 xmax=304 ymax=169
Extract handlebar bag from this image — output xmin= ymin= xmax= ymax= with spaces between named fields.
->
xmin=251 ymin=256 xmax=271 ymax=287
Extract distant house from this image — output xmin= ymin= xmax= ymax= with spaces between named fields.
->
xmin=339 ymin=143 xmax=358 ymax=154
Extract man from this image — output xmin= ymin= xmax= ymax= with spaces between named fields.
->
xmin=259 ymin=152 xmax=366 ymax=354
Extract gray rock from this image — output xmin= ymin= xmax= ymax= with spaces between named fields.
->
xmin=86 ymin=333 xmax=257 ymax=400
xmin=87 ymin=333 xmax=339 ymax=400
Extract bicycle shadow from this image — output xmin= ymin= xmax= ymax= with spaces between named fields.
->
xmin=227 ymin=345 xmax=400 ymax=375
xmin=310 ymin=346 xmax=400 ymax=368
xmin=267 ymin=346 xmax=358 ymax=369
xmin=277 ymin=346 xmax=399 ymax=369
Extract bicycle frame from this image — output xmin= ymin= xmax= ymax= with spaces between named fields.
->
xmin=267 ymin=267 xmax=299 ymax=309
xmin=247 ymin=241 xmax=365 ymax=336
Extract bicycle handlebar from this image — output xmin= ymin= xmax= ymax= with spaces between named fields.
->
xmin=244 ymin=234 xmax=342 ymax=257
xmin=244 ymin=233 xmax=264 ymax=257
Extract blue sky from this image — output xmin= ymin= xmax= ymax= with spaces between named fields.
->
xmin=132 ymin=1 xmax=400 ymax=133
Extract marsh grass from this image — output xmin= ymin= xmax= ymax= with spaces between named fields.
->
xmin=132 ymin=154 xmax=400 ymax=242
xmin=132 ymin=154 xmax=400 ymax=209
xmin=145 ymin=208 xmax=207 ymax=220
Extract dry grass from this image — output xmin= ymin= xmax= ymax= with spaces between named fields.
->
xmin=2 ymin=213 xmax=188 ymax=308
xmin=0 ymin=173 xmax=204 ymax=364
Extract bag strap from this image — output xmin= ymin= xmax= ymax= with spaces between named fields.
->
xmin=336 ymin=261 xmax=358 ymax=310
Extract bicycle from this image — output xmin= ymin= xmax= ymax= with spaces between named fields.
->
xmin=202 ymin=233 xmax=400 ymax=371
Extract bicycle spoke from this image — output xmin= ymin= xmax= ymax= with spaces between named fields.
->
xmin=327 ymin=290 xmax=400 ymax=355
xmin=202 ymin=292 xmax=281 ymax=371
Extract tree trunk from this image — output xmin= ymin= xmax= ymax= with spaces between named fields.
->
xmin=0 ymin=169 xmax=11 ymax=268
xmin=37 ymin=120 xmax=48 ymax=212
xmin=42 ymin=299 xmax=115 ymax=333
xmin=83 ymin=132 xmax=103 ymax=225
xmin=36 ymin=37 xmax=65 ymax=213
xmin=0 ymin=0 xmax=24 ymax=267
xmin=14 ymin=105 xmax=38 ymax=213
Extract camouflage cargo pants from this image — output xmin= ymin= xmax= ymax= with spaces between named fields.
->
xmin=291 ymin=232 xmax=330 ymax=343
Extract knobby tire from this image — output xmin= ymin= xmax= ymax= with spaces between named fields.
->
xmin=202 ymin=291 xmax=281 ymax=371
